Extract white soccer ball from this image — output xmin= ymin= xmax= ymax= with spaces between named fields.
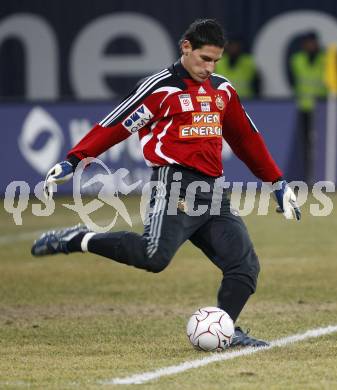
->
xmin=186 ymin=307 xmax=234 ymax=351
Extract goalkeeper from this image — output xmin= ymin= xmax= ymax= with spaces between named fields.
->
xmin=31 ymin=19 xmax=300 ymax=347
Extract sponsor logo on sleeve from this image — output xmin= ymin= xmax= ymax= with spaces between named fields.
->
xmin=178 ymin=94 xmax=194 ymax=112
xmin=179 ymin=112 xmax=222 ymax=138
xmin=122 ymin=104 xmax=154 ymax=133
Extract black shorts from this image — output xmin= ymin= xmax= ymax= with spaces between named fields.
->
xmin=142 ymin=165 xmax=260 ymax=291
xmin=88 ymin=164 xmax=259 ymax=291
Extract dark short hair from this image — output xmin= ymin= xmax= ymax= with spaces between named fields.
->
xmin=179 ymin=19 xmax=227 ymax=50
xmin=302 ymin=31 xmax=318 ymax=42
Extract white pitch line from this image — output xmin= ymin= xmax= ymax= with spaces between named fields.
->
xmin=0 ymin=214 xmax=143 ymax=245
xmin=101 ymin=325 xmax=337 ymax=385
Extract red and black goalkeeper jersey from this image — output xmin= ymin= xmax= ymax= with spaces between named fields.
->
xmin=68 ymin=60 xmax=282 ymax=182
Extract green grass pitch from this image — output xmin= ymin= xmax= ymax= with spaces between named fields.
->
xmin=0 ymin=193 xmax=337 ymax=389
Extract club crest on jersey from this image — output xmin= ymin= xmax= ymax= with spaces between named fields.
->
xmin=122 ymin=104 xmax=154 ymax=133
xmin=215 ymin=95 xmax=225 ymax=110
xmin=200 ymin=102 xmax=211 ymax=112
xmin=179 ymin=94 xmax=194 ymax=112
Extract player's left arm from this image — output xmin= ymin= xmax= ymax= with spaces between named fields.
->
xmin=222 ymin=88 xmax=281 ymax=182
xmin=222 ymin=88 xmax=301 ymax=220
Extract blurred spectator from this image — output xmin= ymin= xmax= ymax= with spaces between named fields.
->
xmin=215 ymin=36 xmax=261 ymax=98
xmin=289 ymin=32 xmax=327 ymax=185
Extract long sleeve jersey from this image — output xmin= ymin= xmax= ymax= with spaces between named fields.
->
xmin=68 ymin=60 xmax=282 ymax=182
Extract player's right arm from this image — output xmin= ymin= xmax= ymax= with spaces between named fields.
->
xmin=43 ymin=69 xmax=171 ymax=199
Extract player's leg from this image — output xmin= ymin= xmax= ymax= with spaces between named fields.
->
xmin=189 ymin=204 xmax=268 ymax=347
xmin=31 ymin=166 xmax=205 ymax=273
xmin=190 ymin=213 xmax=259 ymax=322
xmin=31 ymin=218 xmax=185 ymax=273
xmin=80 ymin=204 xmax=192 ymax=273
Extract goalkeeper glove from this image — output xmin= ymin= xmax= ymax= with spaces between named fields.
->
xmin=43 ymin=160 xmax=74 ymax=200
xmin=273 ymin=180 xmax=301 ymax=220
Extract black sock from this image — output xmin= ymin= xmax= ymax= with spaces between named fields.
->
xmin=217 ymin=278 xmax=253 ymax=322
xmin=66 ymin=232 xmax=87 ymax=252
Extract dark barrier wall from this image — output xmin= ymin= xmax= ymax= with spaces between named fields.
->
xmin=1 ymin=1 xmax=337 ymax=100
xmin=1 ymin=100 xmax=335 ymax=195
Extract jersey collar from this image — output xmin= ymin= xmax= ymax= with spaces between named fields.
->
xmin=172 ymin=60 xmax=193 ymax=80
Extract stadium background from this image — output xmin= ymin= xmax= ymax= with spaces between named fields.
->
xmin=1 ymin=1 xmax=337 ymax=195
xmin=1 ymin=3 xmax=337 ymax=388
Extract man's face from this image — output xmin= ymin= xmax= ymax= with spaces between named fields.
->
xmin=302 ymin=38 xmax=319 ymax=54
xmin=181 ymin=41 xmax=223 ymax=83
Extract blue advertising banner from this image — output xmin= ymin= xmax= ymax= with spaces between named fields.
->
xmin=314 ymin=101 xmax=337 ymax=183
xmin=2 ymin=99 xmax=334 ymax=196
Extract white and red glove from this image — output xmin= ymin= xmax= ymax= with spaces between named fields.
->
xmin=43 ymin=161 xmax=74 ymax=200
xmin=273 ymin=180 xmax=301 ymax=220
